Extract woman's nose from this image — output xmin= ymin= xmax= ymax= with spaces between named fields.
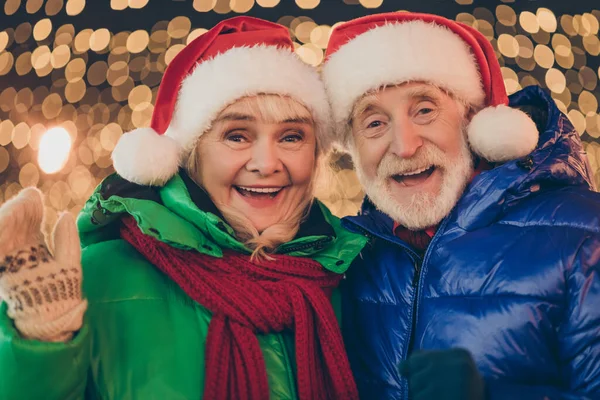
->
xmin=246 ymin=140 xmax=282 ymax=176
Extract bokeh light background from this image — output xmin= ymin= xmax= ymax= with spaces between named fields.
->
xmin=0 ymin=0 xmax=598 ymax=229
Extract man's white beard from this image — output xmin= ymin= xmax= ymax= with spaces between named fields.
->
xmin=353 ymin=133 xmax=474 ymax=231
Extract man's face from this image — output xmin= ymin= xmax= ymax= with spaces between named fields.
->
xmin=350 ymin=82 xmax=474 ymax=230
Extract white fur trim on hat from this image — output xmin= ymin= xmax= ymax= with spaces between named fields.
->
xmin=323 ymin=20 xmax=484 ymax=135
xmin=111 ymin=127 xmax=181 ymax=186
xmin=170 ymin=45 xmax=332 ymax=155
xmin=467 ymin=105 xmax=539 ymax=162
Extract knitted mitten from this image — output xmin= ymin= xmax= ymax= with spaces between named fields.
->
xmin=399 ymin=348 xmax=486 ymax=400
xmin=0 ymin=188 xmax=87 ymax=342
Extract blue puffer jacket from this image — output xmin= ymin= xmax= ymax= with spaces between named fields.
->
xmin=341 ymin=86 xmax=600 ymax=400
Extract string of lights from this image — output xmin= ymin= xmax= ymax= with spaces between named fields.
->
xmin=0 ymin=0 xmax=598 ymax=230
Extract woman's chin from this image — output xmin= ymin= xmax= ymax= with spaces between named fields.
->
xmin=227 ymin=195 xmax=281 ymax=232
xmin=223 ymin=185 xmax=311 ymax=232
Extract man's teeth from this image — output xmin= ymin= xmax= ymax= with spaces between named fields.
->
xmin=238 ymin=186 xmax=282 ymax=193
xmin=398 ymin=166 xmax=432 ymax=176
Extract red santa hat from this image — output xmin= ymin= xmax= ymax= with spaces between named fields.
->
xmin=322 ymin=12 xmax=539 ymax=163
xmin=112 ymin=16 xmax=331 ymax=186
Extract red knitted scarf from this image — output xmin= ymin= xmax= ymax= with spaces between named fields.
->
xmin=120 ymin=216 xmax=358 ymax=400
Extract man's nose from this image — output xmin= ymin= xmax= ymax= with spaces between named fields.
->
xmin=389 ymin=119 xmax=424 ymax=159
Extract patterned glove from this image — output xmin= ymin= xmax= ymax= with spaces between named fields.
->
xmin=399 ymin=348 xmax=486 ymax=400
xmin=0 ymin=187 xmax=87 ymax=342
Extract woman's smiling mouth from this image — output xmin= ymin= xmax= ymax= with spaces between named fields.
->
xmin=234 ymin=186 xmax=286 ymax=199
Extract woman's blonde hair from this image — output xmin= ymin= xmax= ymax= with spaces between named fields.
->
xmin=186 ymin=94 xmax=328 ymax=261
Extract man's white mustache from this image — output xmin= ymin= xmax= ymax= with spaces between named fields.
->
xmin=377 ymin=146 xmax=447 ymax=177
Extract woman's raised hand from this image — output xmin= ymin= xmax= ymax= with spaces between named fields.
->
xmin=0 ymin=188 xmax=87 ymax=342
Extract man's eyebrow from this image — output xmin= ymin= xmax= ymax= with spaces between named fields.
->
xmin=352 ymin=98 xmax=380 ymax=122
xmin=214 ymin=112 xmax=256 ymax=122
xmin=405 ymin=86 xmax=441 ymax=101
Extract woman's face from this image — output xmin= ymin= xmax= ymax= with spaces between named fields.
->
xmin=193 ymin=96 xmax=317 ymax=232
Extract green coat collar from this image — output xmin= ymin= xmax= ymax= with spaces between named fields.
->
xmin=77 ymin=173 xmax=367 ymax=273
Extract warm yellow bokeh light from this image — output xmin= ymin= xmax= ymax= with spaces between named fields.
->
xmin=26 ymin=0 xmax=44 ymax=14
xmin=90 ymin=28 xmax=111 ymax=52
xmin=165 ymin=44 xmax=185 ymax=65
xmin=501 ymin=67 xmax=520 ymax=94
xmin=545 ymin=68 xmax=567 ymax=93
xmin=111 ymin=0 xmax=128 ymax=10
xmin=567 ymin=109 xmax=586 ymax=135
xmin=66 ymin=0 xmax=86 ymax=16
xmin=310 ymin=25 xmax=332 ymax=49
xmin=33 ymin=18 xmax=53 ymax=41
xmin=38 ymin=127 xmax=72 ymax=174
xmin=519 ymin=11 xmax=540 ymax=34
xmin=231 ymin=0 xmax=254 ymax=13
xmin=359 ymin=0 xmax=383 ymax=7
xmin=51 ymin=44 xmax=71 ymax=68
xmin=295 ymin=43 xmax=323 ymax=66
xmin=0 ymin=52 xmax=15 ymax=76
xmin=129 ymin=0 xmax=149 ymax=9
xmin=534 ymin=44 xmax=554 ymax=69
xmin=257 ymin=0 xmax=279 ymax=6
xmin=0 ymin=1 xmax=597 ymax=221
xmin=496 ymin=5 xmax=516 ymax=26
xmin=187 ymin=28 xmax=208 ymax=45
xmin=4 ymin=0 xmax=21 ymax=16
xmin=31 ymin=45 xmax=51 ymax=70
xmin=536 ymin=8 xmax=557 ymax=33
xmin=296 ymin=0 xmax=319 ymax=9
xmin=0 ymin=32 xmax=9 ymax=53
xmin=193 ymin=0 xmax=217 ymax=12
xmin=498 ymin=34 xmax=519 ymax=58
xmin=127 ymin=30 xmax=150 ymax=53
xmin=167 ymin=16 xmax=192 ymax=39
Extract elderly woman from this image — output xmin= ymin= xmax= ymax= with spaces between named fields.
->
xmin=0 ymin=17 xmax=366 ymax=400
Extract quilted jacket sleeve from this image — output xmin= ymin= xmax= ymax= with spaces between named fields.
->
xmin=487 ymin=234 xmax=600 ymax=400
xmin=485 ymin=382 xmax=595 ymax=400
xmin=0 ymin=302 xmax=91 ymax=400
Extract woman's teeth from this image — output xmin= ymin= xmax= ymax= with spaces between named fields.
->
xmin=237 ymin=186 xmax=281 ymax=193
xmin=235 ymin=186 xmax=283 ymax=198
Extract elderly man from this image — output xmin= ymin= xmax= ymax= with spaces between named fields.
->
xmin=323 ymin=12 xmax=600 ymax=400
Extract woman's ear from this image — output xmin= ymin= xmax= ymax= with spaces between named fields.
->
xmin=184 ymin=146 xmax=201 ymax=187
xmin=465 ymin=106 xmax=477 ymax=122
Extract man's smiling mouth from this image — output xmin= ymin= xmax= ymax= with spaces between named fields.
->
xmin=392 ymin=166 xmax=436 ymax=187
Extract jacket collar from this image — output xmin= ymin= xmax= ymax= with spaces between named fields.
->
xmin=78 ymin=171 xmax=364 ymax=273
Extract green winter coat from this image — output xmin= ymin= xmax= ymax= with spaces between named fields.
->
xmin=0 ymin=172 xmax=367 ymax=400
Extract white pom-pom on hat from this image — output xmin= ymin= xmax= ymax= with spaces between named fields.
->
xmin=111 ymin=127 xmax=181 ymax=186
xmin=467 ymin=105 xmax=539 ymax=163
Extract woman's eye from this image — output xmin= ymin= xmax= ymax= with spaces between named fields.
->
xmin=367 ymin=120 xmax=383 ymax=129
xmin=281 ymin=130 xmax=304 ymax=143
xmin=225 ymin=133 xmax=247 ymax=143
xmin=282 ymin=134 xmax=302 ymax=143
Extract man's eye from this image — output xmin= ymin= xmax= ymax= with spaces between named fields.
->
xmin=367 ymin=120 xmax=383 ymax=129
xmin=418 ymin=108 xmax=434 ymax=115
